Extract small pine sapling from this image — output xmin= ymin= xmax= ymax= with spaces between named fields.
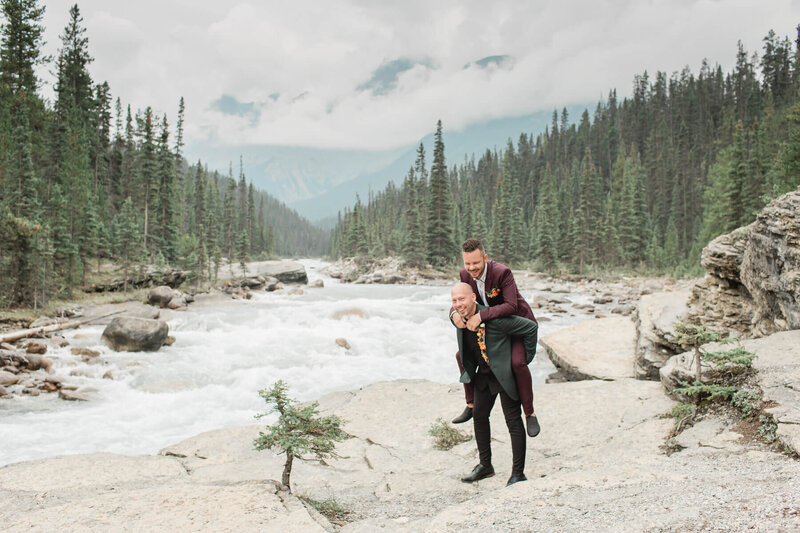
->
xmin=673 ymin=323 xmax=733 ymax=383
xmin=253 ymin=380 xmax=347 ymax=492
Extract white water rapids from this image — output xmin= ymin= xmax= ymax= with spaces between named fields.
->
xmin=0 ymin=260 xmax=593 ymax=466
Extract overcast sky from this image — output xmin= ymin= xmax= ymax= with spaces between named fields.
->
xmin=38 ymin=0 xmax=800 ymax=151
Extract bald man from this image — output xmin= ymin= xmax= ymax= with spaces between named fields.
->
xmin=450 ymin=282 xmax=539 ymax=486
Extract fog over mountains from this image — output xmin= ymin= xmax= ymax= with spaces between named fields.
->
xmin=187 ymin=107 xmax=586 ymax=227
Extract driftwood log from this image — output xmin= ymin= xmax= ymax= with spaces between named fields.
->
xmin=0 ymin=311 xmax=124 ymax=344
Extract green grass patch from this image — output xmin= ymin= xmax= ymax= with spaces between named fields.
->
xmin=667 ymin=402 xmax=696 ymax=420
xmin=428 ymin=417 xmax=472 ymax=450
xmin=299 ymin=495 xmax=351 ymax=522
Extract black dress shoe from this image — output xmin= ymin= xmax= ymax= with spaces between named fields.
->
xmin=506 ymin=473 xmax=527 ymax=486
xmin=461 ymin=463 xmax=495 ymax=483
xmin=452 ymin=406 xmax=473 ymax=424
xmin=526 ymin=415 xmax=540 ymax=437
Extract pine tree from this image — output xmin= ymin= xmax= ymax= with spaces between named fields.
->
xmin=402 ymin=167 xmax=426 ymax=265
xmin=346 ymin=197 xmax=368 ymax=256
xmin=247 ymin=182 xmax=257 ymax=255
xmin=236 ymin=230 xmax=249 ymax=278
xmin=174 ymin=97 xmax=185 ymax=172
xmin=115 ymin=197 xmax=140 ymax=292
xmin=0 ymin=0 xmax=46 ymax=97
xmin=222 ymin=175 xmax=237 ymax=260
xmin=425 ymin=120 xmax=456 ymax=265
xmin=136 ymin=107 xmax=157 ymax=255
xmin=531 ymin=165 xmax=559 ymax=269
xmin=575 ymin=150 xmax=602 ymax=271
xmin=155 ymin=115 xmax=178 ymax=261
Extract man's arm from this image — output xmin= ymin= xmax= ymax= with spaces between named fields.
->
xmin=493 ymin=315 xmax=538 ymax=364
xmin=478 ymin=266 xmax=522 ymax=322
xmin=449 ymin=309 xmax=466 ymax=328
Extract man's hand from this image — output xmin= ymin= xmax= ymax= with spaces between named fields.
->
xmin=466 ymin=313 xmax=482 ymax=331
xmin=451 ymin=312 xmax=467 ymax=329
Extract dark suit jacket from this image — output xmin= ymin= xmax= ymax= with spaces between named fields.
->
xmin=459 ymin=261 xmax=536 ymax=323
xmin=456 ymin=304 xmax=539 ymax=401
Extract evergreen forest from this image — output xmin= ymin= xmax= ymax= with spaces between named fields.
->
xmin=0 ymin=1 xmax=328 ymax=308
xmin=330 ymin=29 xmax=800 ymax=274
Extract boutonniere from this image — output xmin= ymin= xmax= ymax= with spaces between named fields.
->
xmin=487 ymin=287 xmax=501 ymax=299
xmin=476 ymin=323 xmax=488 ymax=364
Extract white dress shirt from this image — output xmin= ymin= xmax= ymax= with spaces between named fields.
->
xmin=475 ymin=266 xmax=488 ymax=306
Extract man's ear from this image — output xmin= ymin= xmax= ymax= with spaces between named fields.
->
xmin=483 ymin=254 xmax=488 ymax=262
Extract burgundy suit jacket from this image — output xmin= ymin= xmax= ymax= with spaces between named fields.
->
xmin=459 ymin=261 xmax=536 ymax=323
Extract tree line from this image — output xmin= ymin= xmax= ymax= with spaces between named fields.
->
xmin=0 ymin=1 xmax=328 ymax=308
xmin=330 ymin=29 xmax=800 ymax=274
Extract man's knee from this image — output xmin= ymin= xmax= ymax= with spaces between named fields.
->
xmin=473 ymin=411 xmax=490 ymax=423
xmin=455 ymin=351 xmax=465 ymax=372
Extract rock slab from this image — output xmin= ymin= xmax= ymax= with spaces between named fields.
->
xmin=539 ymin=317 xmax=635 ymax=381
xmin=4 ymin=379 xmax=798 ymax=532
xmin=745 ymin=330 xmax=800 ymax=455
xmin=659 ymin=329 xmax=800 ymax=456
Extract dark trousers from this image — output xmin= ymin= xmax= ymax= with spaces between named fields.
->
xmin=473 ymin=372 xmax=526 ymax=476
xmin=456 ymin=336 xmax=534 ymax=415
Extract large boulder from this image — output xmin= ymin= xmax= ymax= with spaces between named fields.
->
xmin=147 ymin=286 xmax=176 ymax=308
xmin=256 ymin=261 xmax=308 ymax=284
xmin=539 ymin=317 xmax=635 ymax=381
xmin=686 ymin=187 xmax=800 ymax=338
xmin=686 ymin=228 xmax=756 ymax=335
xmin=101 ymin=317 xmax=169 ymax=352
xmin=633 ymin=290 xmax=691 ymax=380
xmin=740 ymin=188 xmax=800 ymax=334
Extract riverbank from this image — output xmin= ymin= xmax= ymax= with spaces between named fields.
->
xmin=1 ymin=378 xmax=798 ymax=532
xmin=2 ymin=257 xmax=798 ymax=531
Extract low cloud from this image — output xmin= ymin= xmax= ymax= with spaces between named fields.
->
xmin=37 ymin=0 xmax=800 ymax=150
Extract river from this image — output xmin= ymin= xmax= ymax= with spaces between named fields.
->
xmin=0 ymin=259 xmax=593 ymax=466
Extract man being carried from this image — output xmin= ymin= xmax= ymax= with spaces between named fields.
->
xmin=450 ymin=238 xmax=540 ymax=437
xmin=450 ymin=282 xmax=538 ymax=486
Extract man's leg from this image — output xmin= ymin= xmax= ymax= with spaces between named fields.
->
xmin=452 ymin=351 xmax=474 ymax=424
xmin=510 ymin=338 xmax=533 ymax=415
xmin=499 ymin=390 xmax=526 ymax=483
xmin=511 ymin=337 xmax=540 ymax=437
xmin=472 ymin=383 xmax=497 ymax=468
xmin=461 ymin=381 xmax=497 ymax=483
